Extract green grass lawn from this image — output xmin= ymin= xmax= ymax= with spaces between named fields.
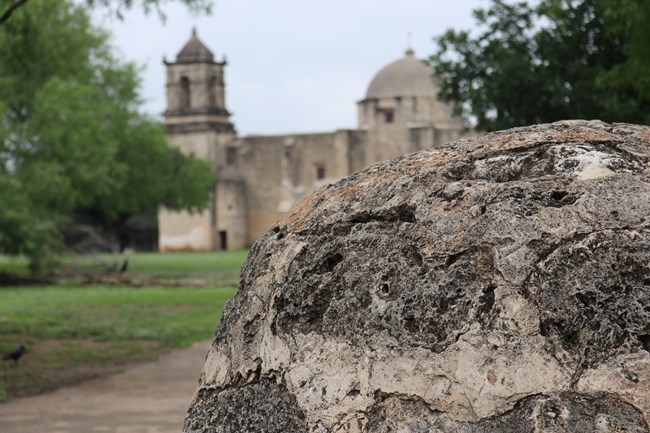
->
xmin=0 ymin=250 xmax=250 ymax=280
xmin=0 ymin=250 xmax=248 ymax=402
xmin=61 ymin=250 xmax=249 ymax=275
xmin=0 ymin=256 xmax=30 ymax=275
xmin=0 ymin=285 xmax=237 ymax=402
xmin=126 ymin=250 xmax=248 ymax=286
xmin=127 ymin=250 xmax=249 ymax=275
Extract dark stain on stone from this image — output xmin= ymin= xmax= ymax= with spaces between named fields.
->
xmin=528 ymin=231 xmax=650 ymax=366
xmin=623 ymin=369 xmax=640 ymax=383
xmin=491 ymin=187 xmax=582 ymax=217
xmin=346 ymin=389 xmax=361 ymax=398
xmin=183 ymin=379 xmax=308 ymax=433
xmin=402 ymin=245 xmax=423 ymax=268
xmin=365 ymin=392 xmax=649 ymax=433
xmin=477 ymin=283 xmax=496 ymax=321
xmin=349 ymin=204 xmax=416 ymax=224
xmin=272 ymin=233 xmax=496 ymax=353
xmin=445 ymin=251 xmax=464 ymax=267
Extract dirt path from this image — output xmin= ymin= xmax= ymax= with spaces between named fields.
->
xmin=0 ymin=340 xmax=211 ymax=433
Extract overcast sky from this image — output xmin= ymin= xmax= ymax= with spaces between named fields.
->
xmin=95 ymin=0 xmax=485 ymax=135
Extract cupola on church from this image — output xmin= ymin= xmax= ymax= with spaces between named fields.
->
xmin=158 ymin=31 xmax=463 ymax=251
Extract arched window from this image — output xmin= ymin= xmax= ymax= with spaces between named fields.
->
xmin=208 ymin=76 xmax=217 ymax=108
xmin=180 ymin=76 xmax=190 ymax=109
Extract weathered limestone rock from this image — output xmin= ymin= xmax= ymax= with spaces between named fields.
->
xmin=183 ymin=120 xmax=650 ymax=432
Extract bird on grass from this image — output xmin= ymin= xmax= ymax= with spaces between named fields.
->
xmin=119 ymin=258 xmax=129 ymax=273
xmin=2 ymin=345 xmax=26 ymax=364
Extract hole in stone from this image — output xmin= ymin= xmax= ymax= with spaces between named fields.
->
xmin=638 ymin=334 xmax=650 ymax=352
xmin=377 ymin=284 xmax=392 ymax=300
xmin=445 ymin=251 xmax=463 ymax=267
xmin=347 ymin=389 xmax=360 ymax=398
xmin=402 ymin=245 xmax=423 ymax=267
xmin=539 ymin=320 xmax=551 ymax=337
xmin=318 ymin=253 xmax=343 ymax=274
xmin=551 ymin=190 xmax=568 ymax=201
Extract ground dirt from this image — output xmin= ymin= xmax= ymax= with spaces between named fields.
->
xmin=0 ymin=340 xmax=209 ymax=433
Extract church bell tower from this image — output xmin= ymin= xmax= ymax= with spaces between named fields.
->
xmin=163 ymin=28 xmax=234 ymax=136
xmin=158 ymin=29 xmax=237 ymax=252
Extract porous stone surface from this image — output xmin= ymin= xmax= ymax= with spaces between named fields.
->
xmin=183 ymin=120 xmax=650 ymax=432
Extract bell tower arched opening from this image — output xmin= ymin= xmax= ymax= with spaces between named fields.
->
xmin=180 ymin=76 xmax=190 ymax=110
xmin=208 ymin=75 xmax=218 ymax=108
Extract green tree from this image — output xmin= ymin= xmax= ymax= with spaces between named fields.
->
xmin=0 ymin=0 xmax=211 ymax=25
xmin=429 ymin=0 xmax=650 ymax=131
xmin=596 ymin=0 xmax=650 ymax=100
xmin=0 ymin=0 xmax=213 ymax=270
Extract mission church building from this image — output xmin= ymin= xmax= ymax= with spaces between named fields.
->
xmin=158 ymin=30 xmax=462 ymax=251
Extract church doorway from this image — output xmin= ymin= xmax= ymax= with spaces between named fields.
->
xmin=219 ymin=230 xmax=228 ymax=250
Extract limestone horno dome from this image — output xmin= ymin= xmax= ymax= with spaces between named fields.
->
xmin=365 ymin=48 xmax=438 ymax=99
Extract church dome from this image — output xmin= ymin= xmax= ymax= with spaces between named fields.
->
xmin=176 ymin=28 xmax=214 ymax=63
xmin=365 ymin=49 xmax=438 ymax=99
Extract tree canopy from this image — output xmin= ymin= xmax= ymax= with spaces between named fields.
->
xmin=0 ymin=0 xmax=213 ymax=270
xmin=429 ymin=0 xmax=650 ymax=131
xmin=0 ymin=0 xmax=211 ymax=25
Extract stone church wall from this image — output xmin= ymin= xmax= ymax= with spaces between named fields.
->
xmin=158 ymin=208 xmax=214 ymax=251
xmin=158 ymin=33 xmax=463 ymax=252
xmin=215 ymin=173 xmax=247 ymax=250
xmin=236 ymin=130 xmax=363 ymax=244
xmin=159 ymin=129 xmax=219 ymax=251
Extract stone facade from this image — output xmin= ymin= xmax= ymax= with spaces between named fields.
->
xmin=158 ymin=32 xmax=462 ymax=251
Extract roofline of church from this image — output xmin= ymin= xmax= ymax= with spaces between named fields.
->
xmin=164 ymin=107 xmax=231 ymax=117
xmin=240 ymin=127 xmax=366 ymax=139
xmin=163 ymin=58 xmax=227 ymax=66
xmin=164 ymin=121 xmax=236 ymax=135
